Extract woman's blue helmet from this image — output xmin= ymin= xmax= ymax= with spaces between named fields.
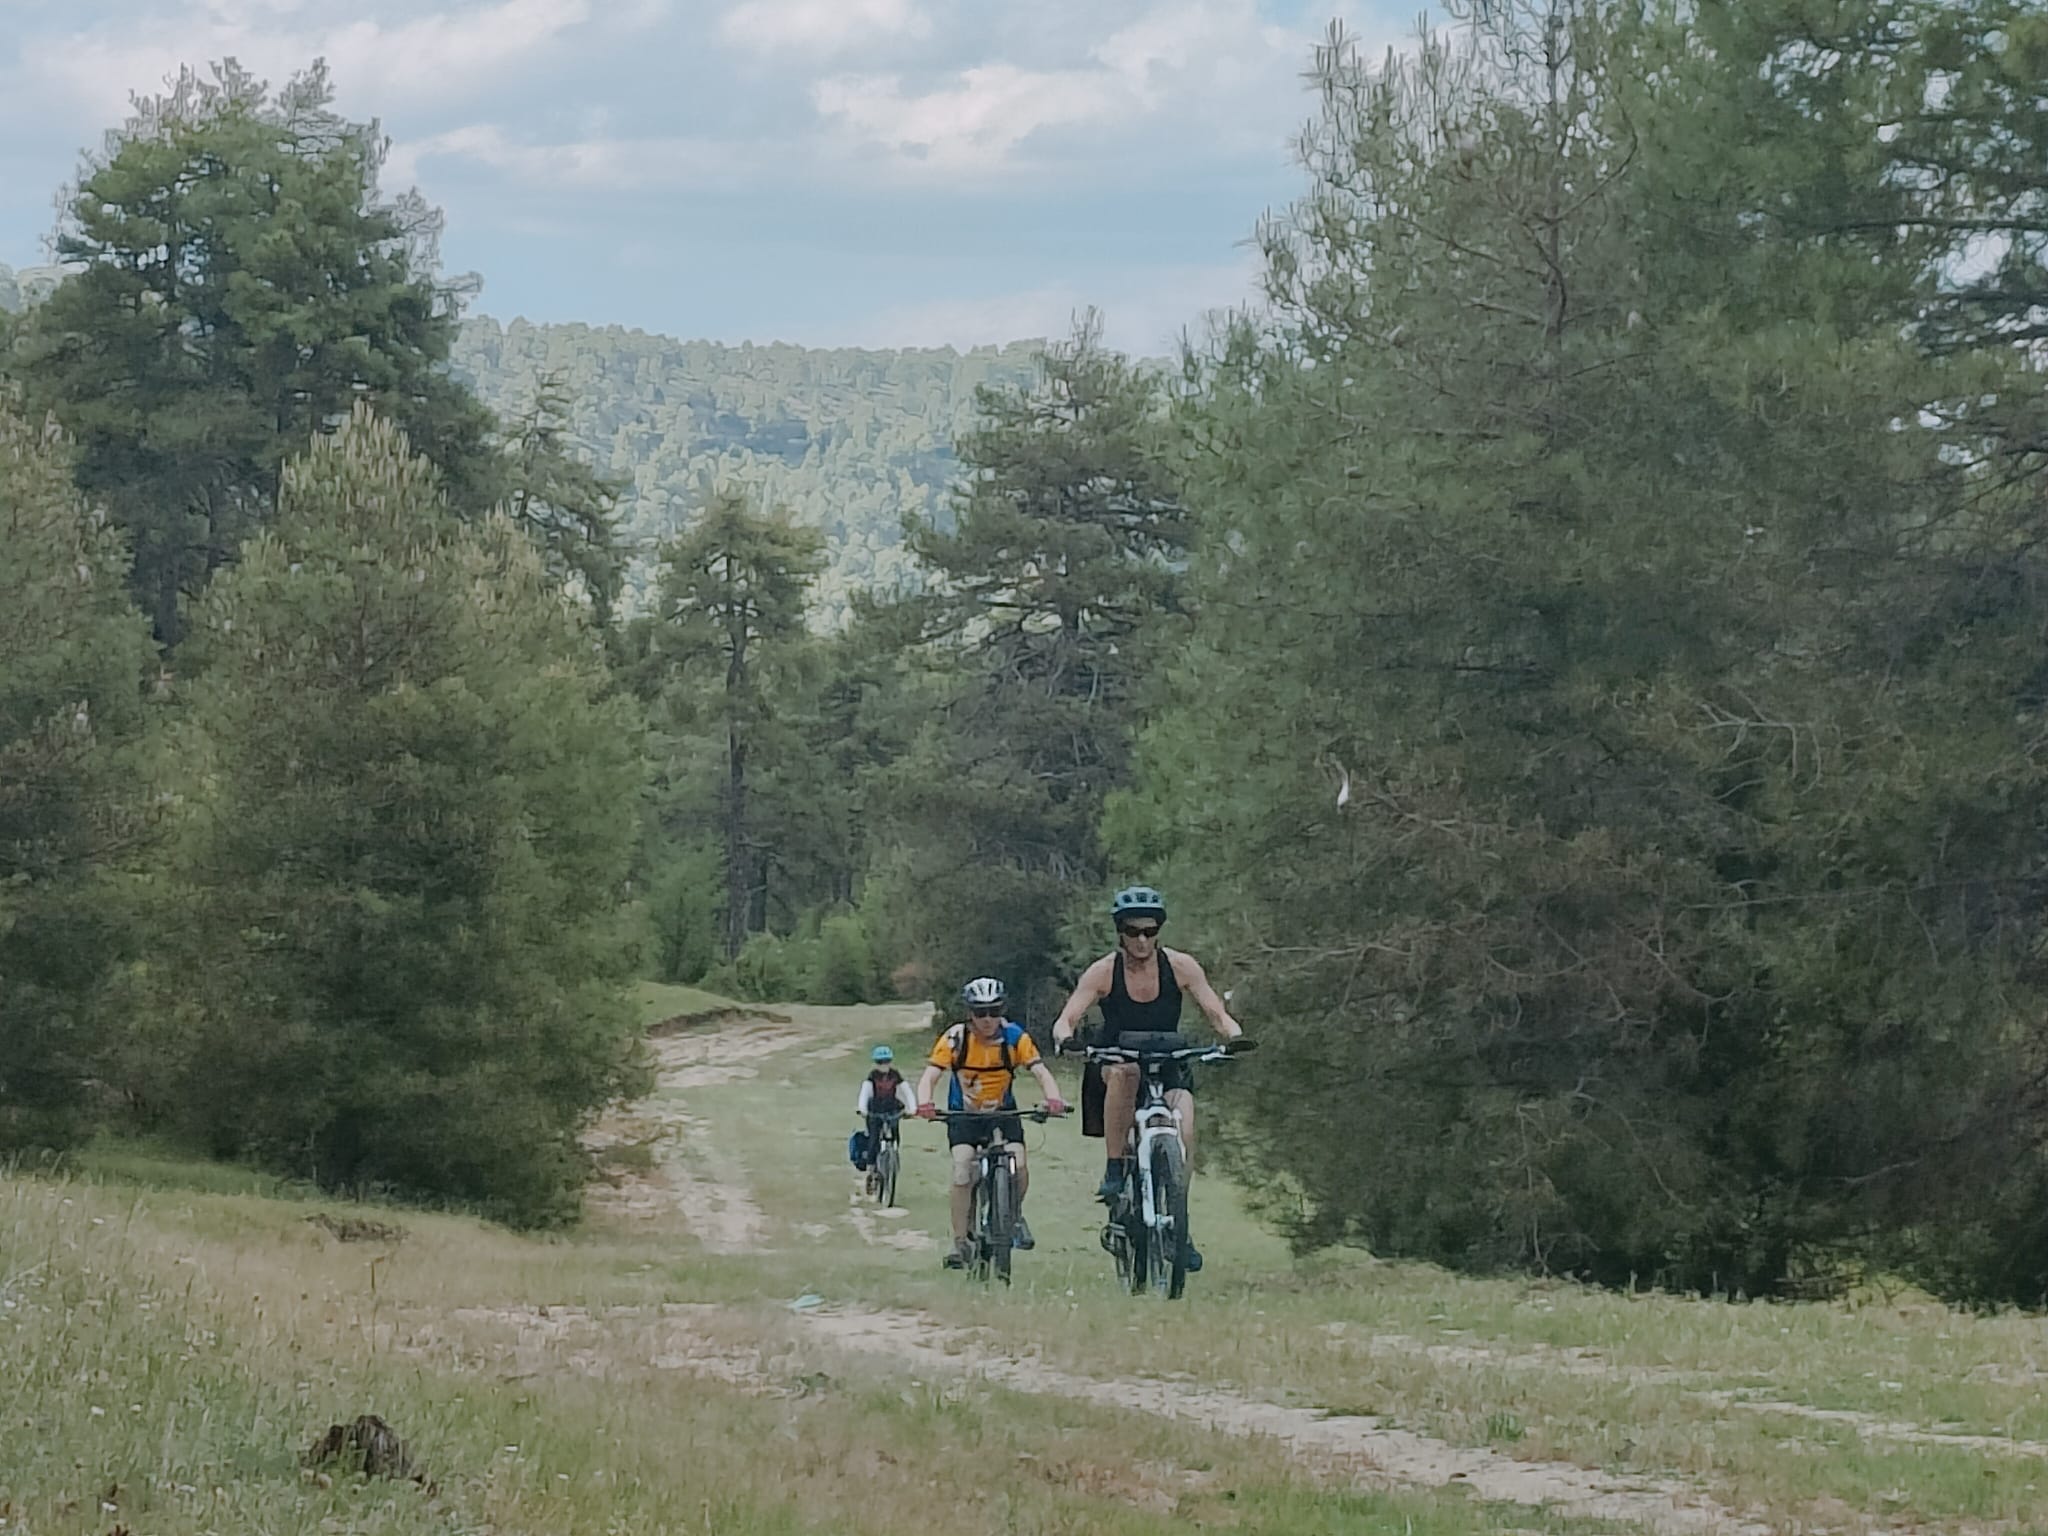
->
xmin=871 ymin=1045 xmax=894 ymax=1064
xmin=1110 ymin=885 xmax=1167 ymax=924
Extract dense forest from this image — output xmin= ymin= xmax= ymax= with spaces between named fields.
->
xmin=10 ymin=278 xmax=1047 ymax=628
xmin=449 ymin=322 xmax=1044 ymax=622
xmin=8 ymin=0 xmax=2048 ymax=1304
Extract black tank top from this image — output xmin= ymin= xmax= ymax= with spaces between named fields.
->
xmin=1102 ymin=950 xmax=1183 ymax=1040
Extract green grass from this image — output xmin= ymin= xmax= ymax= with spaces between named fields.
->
xmin=56 ymin=1134 xmax=319 ymax=1199
xmin=14 ymin=994 xmax=2048 ymax=1535
xmin=672 ymin=1003 xmax=2048 ymax=1532
xmin=0 ymin=1174 xmax=1635 ymax=1536
xmin=632 ymin=977 xmax=756 ymax=1024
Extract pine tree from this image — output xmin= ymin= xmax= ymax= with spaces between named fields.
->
xmin=871 ymin=319 xmax=1186 ymax=1013
xmin=160 ymin=405 xmax=647 ymax=1225
xmin=501 ymin=370 xmax=625 ymax=625
xmin=8 ymin=62 xmax=497 ymax=646
xmin=0 ymin=401 xmax=158 ymax=1149
xmin=1120 ymin=0 xmax=2048 ymax=1299
xmin=649 ymin=487 xmax=824 ymax=960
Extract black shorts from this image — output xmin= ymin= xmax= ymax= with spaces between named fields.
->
xmin=1100 ymin=1038 xmax=1193 ymax=1094
xmin=947 ymin=1111 xmax=1024 ymax=1149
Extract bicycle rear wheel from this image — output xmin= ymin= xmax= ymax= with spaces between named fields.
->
xmin=985 ymin=1156 xmax=1015 ymax=1284
xmin=1149 ymin=1137 xmax=1189 ymax=1300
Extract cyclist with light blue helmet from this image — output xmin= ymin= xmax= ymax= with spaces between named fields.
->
xmin=850 ymin=1043 xmax=916 ymax=1173
xmin=1050 ymin=885 xmax=1244 ymax=1272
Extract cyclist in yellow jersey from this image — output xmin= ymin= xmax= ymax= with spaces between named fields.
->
xmin=914 ymin=976 xmax=1066 ymax=1269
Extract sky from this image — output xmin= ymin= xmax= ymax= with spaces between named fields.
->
xmin=0 ymin=0 xmax=1419 ymax=354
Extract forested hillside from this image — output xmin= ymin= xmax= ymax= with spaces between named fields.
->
xmin=7 ymin=259 xmax=1048 ymax=622
xmin=449 ymin=320 xmax=1043 ymax=619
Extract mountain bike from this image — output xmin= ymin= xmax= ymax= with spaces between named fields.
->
xmin=1067 ymin=1033 xmax=1255 ymax=1300
xmin=923 ymin=1107 xmax=1061 ymax=1284
xmin=858 ymin=1110 xmax=902 ymax=1208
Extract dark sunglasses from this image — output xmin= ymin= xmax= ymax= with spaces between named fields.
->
xmin=1118 ymin=924 xmax=1162 ymax=940
xmin=969 ymin=1006 xmax=1003 ymax=1019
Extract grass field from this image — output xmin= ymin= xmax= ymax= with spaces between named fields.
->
xmin=4 ymin=988 xmax=2046 ymax=1535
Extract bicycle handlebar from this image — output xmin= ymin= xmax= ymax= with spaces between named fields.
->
xmin=1057 ymin=1037 xmax=1257 ymax=1063
xmin=922 ymin=1107 xmax=1065 ymax=1123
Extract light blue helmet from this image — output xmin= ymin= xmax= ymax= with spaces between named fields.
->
xmin=1110 ymin=885 xmax=1166 ymax=924
xmin=871 ymin=1045 xmax=894 ymax=1064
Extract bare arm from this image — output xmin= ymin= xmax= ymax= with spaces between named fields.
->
xmin=1170 ymin=951 xmax=1243 ymax=1041
xmin=1027 ymin=1059 xmax=1062 ymax=1103
xmin=1050 ymin=956 xmax=1114 ymax=1046
xmin=914 ymin=1064 xmax=942 ymax=1108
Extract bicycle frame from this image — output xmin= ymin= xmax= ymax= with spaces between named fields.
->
xmin=927 ymin=1109 xmax=1040 ymax=1184
xmin=1130 ymin=1082 xmax=1181 ymax=1232
xmin=966 ymin=1120 xmax=1021 ymax=1185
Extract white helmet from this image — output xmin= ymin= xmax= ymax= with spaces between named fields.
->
xmin=960 ymin=976 xmax=1006 ymax=1009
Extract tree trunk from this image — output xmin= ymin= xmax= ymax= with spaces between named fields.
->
xmin=153 ymin=535 xmax=185 ymax=650
xmin=724 ymin=720 xmax=749 ymax=962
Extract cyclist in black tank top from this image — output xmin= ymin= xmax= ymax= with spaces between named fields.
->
xmin=1102 ymin=946 xmax=1183 ymax=1038
xmin=1051 ymin=887 xmax=1247 ymax=1257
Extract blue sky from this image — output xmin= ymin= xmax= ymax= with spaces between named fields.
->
xmin=2 ymin=0 xmax=1421 ymax=352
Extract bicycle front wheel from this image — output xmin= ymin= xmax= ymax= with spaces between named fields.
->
xmin=1149 ymin=1137 xmax=1189 ymax=1300
xmin=985 ymin=1157 xmax=1016 ymax=1284
xmin=876 ymin=1142 xmax=899 ymax=1208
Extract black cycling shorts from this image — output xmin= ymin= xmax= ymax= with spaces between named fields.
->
xmin=947 ymin=1111 xmax=1024 ymax=1149
xmin=1100 ymin=1039 xmax=1193 ymax=1094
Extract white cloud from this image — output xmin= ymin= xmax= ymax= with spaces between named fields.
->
xmin=719 ymin=0 xmax=928 ymax=57
xmin=813 ymin=63 xmax=1120 ymax=172
xmin=322 ymin=0 xmax=595 ymax=104
xmin=1093 ymin=0 xmax=1301 ymax=113
xmin=23 ymin=0 xmax=603 ymax=129
xmin=810 ymin=1 xmax=1401 ymax=177
xmin=386 ymin=122 xmax=752 ymax=193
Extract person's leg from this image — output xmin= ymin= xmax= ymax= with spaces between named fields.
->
xmin=948 ymin=1143 xmax=976 ymax=1245
xmin=1007 ymin=1146 xmax=1032 ymax=1253
xmin=1101 ymin=1064 xmax=1139 ymax=1196
xmin=1167 ymin=1088 xmax=1196 ymax=1167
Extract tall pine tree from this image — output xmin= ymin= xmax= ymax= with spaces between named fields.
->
xmin=870 ymin=320 xmax=1186 ymax=1014
xmin=1120 ymin=0 xmax=2048 ymax=1300
xmin=159 ymin=406 xmax=646 ymax=1225
xmin=8 ymin=62 xmax=497 ymax=645
xmin=648 ymin=487 xmax=824 ymax=960
xmin=0 ymin=401 xmax=158 ymax=1149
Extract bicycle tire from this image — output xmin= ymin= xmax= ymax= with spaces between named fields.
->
xmin=1119 ymin=1168 xmax=1148 ymax=1295
xmin=986 ymin=1156 xmax=1015 ymax=1285
xmin=876 ymin=1142 xmax=899 ymax=1209
xmin=1151 ymin=1137 xmax=1189 ymax=1300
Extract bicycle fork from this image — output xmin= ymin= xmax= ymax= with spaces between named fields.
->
xmin=1131 ymin=1103 xmax=1182 ymax=1232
